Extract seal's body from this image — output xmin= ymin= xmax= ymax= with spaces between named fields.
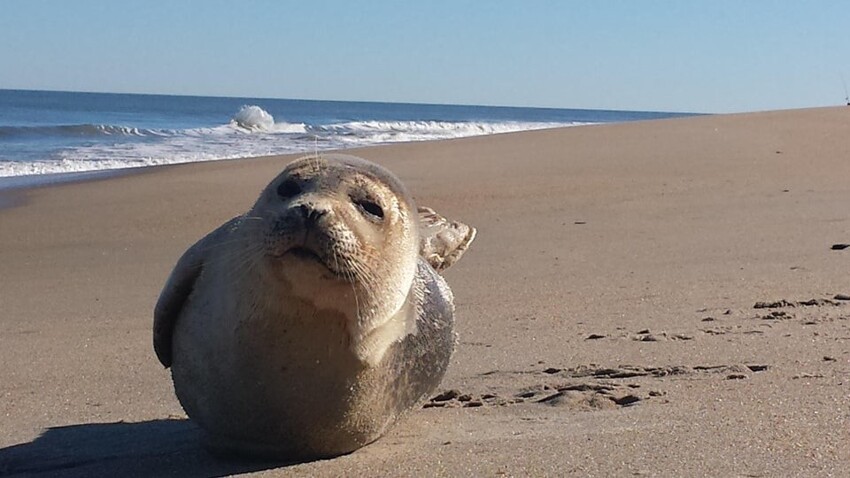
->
xmin=154 ymin=154 xmax=475 ymax=459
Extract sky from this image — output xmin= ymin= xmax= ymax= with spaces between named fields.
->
xmin=1 ymin=1 xmax=849 ymax=113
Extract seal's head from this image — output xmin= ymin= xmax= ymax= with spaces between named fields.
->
xmin=248 ymin=154 xmax=420 ymax=361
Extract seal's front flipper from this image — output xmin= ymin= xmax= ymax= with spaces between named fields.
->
xmin=153 ymin=217 xmax=242 ymax=368
xmin=417 ymin=206 xmax=476 ymax=273
xmin=154 ymin=242 xmax=205 ymax=368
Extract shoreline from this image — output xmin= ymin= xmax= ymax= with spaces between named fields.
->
xmin=0 ymin=101 xmax=716 ymax=197
xmin=4 ymin=103 xmax=842 ymax=199
xmin=0 ymin=168 xmax=141 ymax=191
xmin=0 ymin=166 xmax=177 ymax=212
xmin=0 ymin=151 xmax=304 ymax=211
xmin=0 ymin=123 xmax=597 ymax=194
xmin=2 ymin=106 xmax=849 ymax=476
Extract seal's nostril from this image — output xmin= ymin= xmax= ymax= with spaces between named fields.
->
xmin=295 ymin=204 xmax=309 ymax=220
xmin=308 ymin=209 xmax=327 ymax=223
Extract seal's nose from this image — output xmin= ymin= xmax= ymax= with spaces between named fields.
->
xmin=295 ymin=203 xmax=329 ymax=226
xmin=307 ymin=207 xmax=327 ymax=224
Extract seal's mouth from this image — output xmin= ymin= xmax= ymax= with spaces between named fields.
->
xmin=274 ymin=245 xmax=351 ymax=281
xmin=287 ymin=246 xmax=324 ymax=263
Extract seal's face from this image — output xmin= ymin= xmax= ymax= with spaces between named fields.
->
xmin=247 ymin=154 xmax=420 ymax=354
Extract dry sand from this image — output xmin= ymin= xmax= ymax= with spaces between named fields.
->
xmin=1 ymin=107 xmax=849 ymax=477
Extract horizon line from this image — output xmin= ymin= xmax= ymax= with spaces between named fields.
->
xmin=0 ymin=86 xmax=704 ymax=115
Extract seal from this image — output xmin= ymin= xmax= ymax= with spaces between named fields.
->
xmin=153 ymin=154 xmax=475 ymax=459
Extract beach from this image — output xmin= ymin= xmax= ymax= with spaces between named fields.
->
xmin=1 ymin=106 xmax=849 ymax=476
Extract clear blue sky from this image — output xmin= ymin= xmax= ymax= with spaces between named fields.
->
xmin=1 ymin=1 xmax=849 ymax=113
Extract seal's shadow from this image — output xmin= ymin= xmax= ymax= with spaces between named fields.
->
xmin=0 ymin=419 xmax=299 ymax=477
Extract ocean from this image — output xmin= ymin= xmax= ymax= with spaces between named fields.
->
xmin=0 ymin=89 xmax=693 ymax=183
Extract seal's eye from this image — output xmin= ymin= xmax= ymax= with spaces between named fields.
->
xmin=354 ymin=198 xmax=384 ymax=220
xmin=277 ymin=179 xmax=301 ymax=200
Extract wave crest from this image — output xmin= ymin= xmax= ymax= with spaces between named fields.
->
xmin=316 ymin=120 xmax=571 ymax=137
xmin=228 ymin=105 xmax=307 ymax=133
xmin=231 ymin=105 xmax=275 ymax=131
xmin=0 ymin=123 xmax=161 ymax=138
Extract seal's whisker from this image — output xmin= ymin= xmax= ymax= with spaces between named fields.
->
xmin=347 ymin=261 xmax=384 ymax=308
xmin=341 ymin=266 xmax=364 ymax=324
xmin=349 ymin=258 xmax=406 ymax=302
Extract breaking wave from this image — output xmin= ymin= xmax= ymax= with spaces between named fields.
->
xmin=0 ymin=104 xmax=587 ymax=178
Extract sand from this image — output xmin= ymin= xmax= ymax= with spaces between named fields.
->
xmin=1 ymin=107 xmax=849 ymax=477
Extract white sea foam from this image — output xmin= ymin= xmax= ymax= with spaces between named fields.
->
xmin=319 ymin=119 xmax=562 ymax=135
xmin=0 ymin=104 xmax=591 ymax=178
xmin=318 ymin=119 xmax=585 ymax=144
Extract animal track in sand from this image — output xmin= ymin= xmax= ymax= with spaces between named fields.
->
xmin=752 ymin=297 xmax=849 ymax=324
xmin=433 ymin=297 xmax=844 ymax=413
xmin=697 ymin=296 xmax=850 ymax=334
xmin=580 ymin=328 xmax=696 ymax=342
xmin=424 ymin=363 xmax=770 ymax=411
xmin=753 ymin=298 xmax=844 ymax=309
xmin=423 ymin=382 xmax=644 ymax=411
xmin=578 ymin=297 xmax=848 ymax=342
